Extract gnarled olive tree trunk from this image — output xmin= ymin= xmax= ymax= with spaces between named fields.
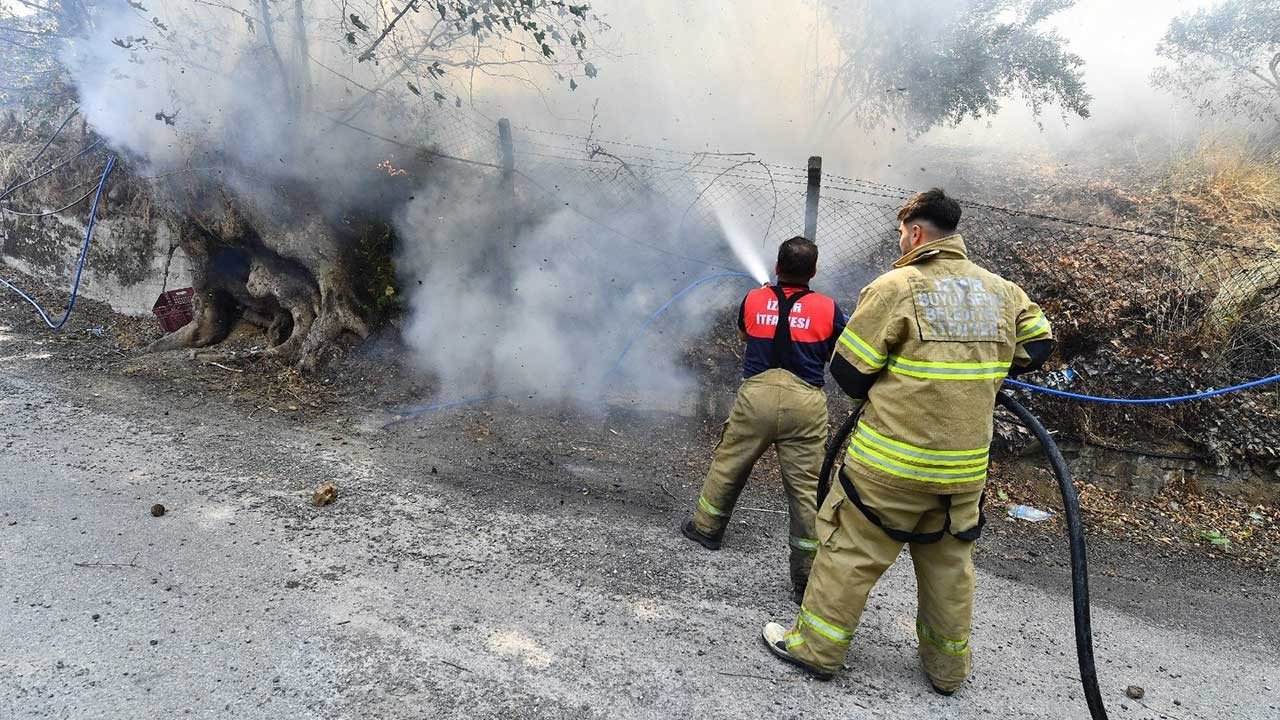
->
xmin=146 ymin=184 xmax=375 ymax=371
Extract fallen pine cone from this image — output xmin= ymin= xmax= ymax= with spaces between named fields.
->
xmin=312 ymin=482 xmax=338 ymax=507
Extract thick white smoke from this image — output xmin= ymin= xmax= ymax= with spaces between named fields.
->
xmin=52 ymin=0 xmax=1224 ymax=409
xmin=393 ymin=158 xmax=754 ymax=406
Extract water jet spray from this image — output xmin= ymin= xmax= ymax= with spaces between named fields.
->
xmin=713 ymin=203 xmax=770 ymax=285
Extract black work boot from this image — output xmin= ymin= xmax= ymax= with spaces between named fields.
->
xmin=791 ymin=584 xmax=807 ymax=606
xmin=681 ymin=520 xmax=722 ymax=550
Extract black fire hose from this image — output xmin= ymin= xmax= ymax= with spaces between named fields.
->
xmin=817 ymin=393 xmax=1109 ymax=720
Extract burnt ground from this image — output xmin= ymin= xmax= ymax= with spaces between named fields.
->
xmin=2 ymin=272 xmax=1279 ymax=719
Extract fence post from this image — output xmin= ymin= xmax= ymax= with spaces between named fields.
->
xmin=497 ymin=118 xmax=515 ymax=180
xmin=804 ymin=155 xmax=822 ymax=242
xmin=496 ymin=118 xmax=517 ymax=278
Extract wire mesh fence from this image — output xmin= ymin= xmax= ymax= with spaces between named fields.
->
xmin=419 ymin=104 xmax=1280 ymax=389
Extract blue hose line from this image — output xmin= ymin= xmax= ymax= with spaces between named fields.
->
xmin=391 ymin=271 xmax=758 ymax=416
xmin=606 ymin=271 xmax=757 ymax=378
xmin=1005 ymin=374 xmax=1280 ymax=404
xmin=0 ymin=155 xmax=117 ymax=330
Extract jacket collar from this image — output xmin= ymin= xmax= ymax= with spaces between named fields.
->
xmin=892 ymin=234 xmax=968 ymax=268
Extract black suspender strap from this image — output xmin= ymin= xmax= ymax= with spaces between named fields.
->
xmin=769 ymin=285 xmax=813 ymax=372
xmin=837 ymin=468 xmax=986 ymax=544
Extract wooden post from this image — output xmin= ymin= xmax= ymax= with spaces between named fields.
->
xmin=804 ymin=155 xmax=822 ymax=242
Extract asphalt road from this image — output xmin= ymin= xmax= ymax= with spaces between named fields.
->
xmin=2 ymin=351 xmax=1277 ymax=719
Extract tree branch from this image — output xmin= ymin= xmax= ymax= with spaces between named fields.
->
xmin=358 ymin=0 xmax=418 ymax=63
xmin=292 ymin=0 xmax=312 ymax=110
xmin=0 ymin=34 xmax=53 ymax=53
xmin=257 ymin=0 xmax=296 ymax=111
xmin=10 ymin=1 xmax=57 ymax=16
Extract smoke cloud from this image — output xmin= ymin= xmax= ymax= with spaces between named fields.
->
xmin=51 ymin=0 xmax=1226 ymax=409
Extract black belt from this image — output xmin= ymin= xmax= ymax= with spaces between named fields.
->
xmin=837 ymin=468 xmax=985 ymax=544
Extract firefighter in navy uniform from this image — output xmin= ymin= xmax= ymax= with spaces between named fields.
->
xmin=761 ymin=189 xmax=1055 ymax=696
xmin=682 ymin=236 xmax=843 ymax=602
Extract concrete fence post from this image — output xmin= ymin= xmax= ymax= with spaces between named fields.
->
xmin=804 ymin=155 xmax=822 ymax=242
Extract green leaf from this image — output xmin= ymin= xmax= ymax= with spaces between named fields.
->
xmin=433 ymin=91 xmax=447 ymax=104
xmin=569 ymin=78 xmax=577 ymax=91
xmin=1199 ymin=529 xmax=1230 ymax=546
xmin=407 ymin=82 xmax=421 ymax=96
xmin=583 ymin=61 xmax=597 ymax=78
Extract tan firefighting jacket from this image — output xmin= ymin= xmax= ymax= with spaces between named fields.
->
xmin=836 ymin=234 xmax=1053 ymax=495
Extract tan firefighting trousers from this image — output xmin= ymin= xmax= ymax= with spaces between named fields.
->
xmin=691 ymin=369 xmax=828 ymax=588
xmin=783 ymin=466 xmax=982 ymax=691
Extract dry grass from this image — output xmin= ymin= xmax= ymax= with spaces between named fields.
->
xmin=1150 ymin=138 xmax=1280 ymax=335
xmin=1169 ymin=138 xmax=1280 ymax=251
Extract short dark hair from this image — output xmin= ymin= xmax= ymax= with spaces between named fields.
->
xmin=897 ymin=188 xmax=962 ymax=233
xmin=777 ymin=236 xmax=818 ymax=277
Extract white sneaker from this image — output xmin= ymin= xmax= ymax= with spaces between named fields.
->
xmin=760 ymin=622 xmax=833 ymax=680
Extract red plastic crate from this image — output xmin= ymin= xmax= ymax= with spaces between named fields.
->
xmin=152 ymin=287 xmax=195 ymax=333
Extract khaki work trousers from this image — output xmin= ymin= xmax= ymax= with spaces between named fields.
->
xmin=783 ymin=466 xmax=982 ymax=691
xmin=691 ymin=369 xmax=828 ymax=589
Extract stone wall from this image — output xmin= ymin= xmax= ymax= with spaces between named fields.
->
xmin=1012 ymin=437 xmax=1278 ymax=499
xmin=0 ymin=200 xmax=191 ymax=317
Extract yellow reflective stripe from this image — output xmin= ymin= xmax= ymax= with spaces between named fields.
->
xmin=851 ymin=439 xmax=987 ymax=475
xmin=790 ymin=536 xmax=819 ymax=552
xmin=838 ymin=328 xmax=887 ymax=369
xmin=887 ymin=356 xmax=1008 ymax=370
xmin=800 ymin=605 xmax=852 ymax=644
xmin=851 ymin=437 xmax=987 ymax=472
xmin=917 ymin=621 xmax=969 ymax=656
xmin=855 ymin=423 xmax=988 ymax=465
xmin=784 ymin=631 xmax=806 ymax=649
xmin=697 ymin=495 xmax=724 ymax=517
xmin=1017 ymin=314 xmax=1051 ymax=341
xmin=857 ymin=422 xmax=988 ymax=457
xmin=887 ymin=356 xmax=1008 ymax=380
xmin=849 ymin=442 xmax=988 ymax=484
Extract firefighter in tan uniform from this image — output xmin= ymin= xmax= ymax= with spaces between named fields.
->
xmin=761 ymin=189 xmax=1055 ymax=695
xmin=682 ymin=237 xmax=843 ymax=601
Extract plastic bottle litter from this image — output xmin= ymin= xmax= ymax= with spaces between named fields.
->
xmin=1043 ymin=368 xmax=1075 ymax=388
xmin=1007 ymin=504 xmax=1054 ymax=522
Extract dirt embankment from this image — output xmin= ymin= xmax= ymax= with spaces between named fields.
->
xmin=916 ymin=138 xmax=1280 ymax=476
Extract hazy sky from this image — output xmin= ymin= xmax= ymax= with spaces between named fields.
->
xmin=480 ymin=0 xmax=1224 ymax=172
xmin=14 ymin=0 xmax=1225 ymax=172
